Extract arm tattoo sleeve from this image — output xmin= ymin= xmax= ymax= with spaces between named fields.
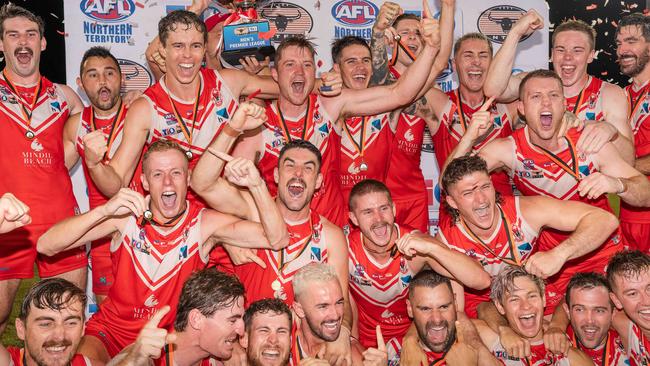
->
xmin=370 ymin=30 xmax=391 ymax=86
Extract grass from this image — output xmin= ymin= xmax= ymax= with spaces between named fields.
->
xmin=1 ymin=276 xmax=38 ymax=347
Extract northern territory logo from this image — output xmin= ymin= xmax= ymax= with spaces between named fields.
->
xmin=80 ymin=0 xmax=136 ymax=23
xmin=477 ymin=5 xmax=530 ymax=44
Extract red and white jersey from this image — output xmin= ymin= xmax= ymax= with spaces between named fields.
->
xmin=233 ymin=210 xmax=328 ymax=306
xmin=438 ymin=196 xmax=537 ymax=317
xmin=567 ymin=326 xmax=628 ymax=366
xmin=154 ymin=345 xmax=224 ymax=366
xmin=143 ymin=67 xmax=238 ymax=169
xmin=0 ymin=74 xmax=77 ymax=225
xmin=492 ymin=338 xmax=570 ymax=366
xmin=7 ymin=347 xmax=93 ymax=366
xmin=87 ymin=201 xmax=208 ymax=343
xmin=385 ymin=113 xmax=427 ymax=200
xmin=621 ymin=82 xmax=650 ymax=224
xmin=434 ymin=89 xmax=513 ymax=194
xmin=347 ymin=224 xmax=415 ymax=348
xmin=565 ymin=76 xmax=606 ymax=122
xmin=509 ymin=126 xmax=622 ymax=263
xmin=75 ymin=105 xmax=143 ymax=208
xmin=339 ymin=113 xmax=392 ymax=201
xmin=258 ymin=94 xmax=346 ymax=226
xmin=627 ymin=321 xmax=650 ymax=366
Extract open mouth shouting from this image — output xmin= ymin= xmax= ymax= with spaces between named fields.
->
xmin=160 ymin=190 xmax=178 ymax=210
xmin=539 ymin=111 xmax=553 ymax=129
xmin=516 ymin=313 xmax=539 ymax=336
xmin=15 ymin=47 xmax=34 ymax=66
xmin=287 ymin=178 xmax=306 ymax=198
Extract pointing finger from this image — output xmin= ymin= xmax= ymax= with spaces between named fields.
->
xmin=479 ymin=96 xmax=496 ymax=112
xmin=145 ymin=305 xmax=170 ymax=329
xmin=422 ymin=0 xmax=433 ymax=19
xmin=376 ymin=325 xmax=386 ymax=351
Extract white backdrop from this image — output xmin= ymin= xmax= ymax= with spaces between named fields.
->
xmin=63 ymin=1 xmax=549 ymax=295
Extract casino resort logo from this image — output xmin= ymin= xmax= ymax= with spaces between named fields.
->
xmin=259 ymin=2 xmax=313 ymax=43
xmin=331 ymin=0 xmax=378 ymax=39
xmin=118 ymin=59 xmax=153 ymax=94
xmin=477 ymin=5 xmax=529 ymax=44
xmin=80 ymin=0 xmax=136 ymax=44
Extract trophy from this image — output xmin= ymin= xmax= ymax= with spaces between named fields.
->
xmin=220 ymin=0 xmax=276 ymax=67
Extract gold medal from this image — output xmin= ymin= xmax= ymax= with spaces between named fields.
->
xmin=271 ymin=280 xmax=282 ymax=291
xmin=185 ymin=150 xmax=193 ymax=160
xmin=359 ymin=161 xmax=368 ymax=171
xmin=25 ymin=130 xmax=35 ymax=139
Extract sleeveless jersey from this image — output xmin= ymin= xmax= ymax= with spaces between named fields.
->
xmin=627 ymin=321 xmax=650 ymax=366
xmin=565 ymin=76 xmax=605 ymax=122
xmin=434 ymin=89 xmax=513 ymax=195
xmin=233 ymin=210 xmax=328 ymax=306
xmin=339 ymin=113 xmax=393 ymax=202
xmin=438 ymin=196 xmax=537 ymax=317
xmin=385 ymin=113 xmax=427 ymax=200
xmin=86 ymin=201 xmax=208 ymax=345
xmin=0 ymin=74 xmax=76 ymax=225
xmin=259 ymin=94 xmax=346 ymax=226
xmin=7 ymin=347 xmax=93 ymax=366
xmin=154 ymin=344 xmax=224 ymax=366
xmin=567 ymin=326 xmax=628 ymax=366
xmin=143 ymin=67 xmax=237 ymax=202
xmin=75 ymin=105 xmax=143 ymax=208
xmin=492 ymin=338 xmax=570 ymax=366
xmin=509 ymin=126 xmax=622 ymax=269
xmin=621 ymin=82 xmax=650 ymax=224
xmin=347 ymin=224 xmax=415 ymax=348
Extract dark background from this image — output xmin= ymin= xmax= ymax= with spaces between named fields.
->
xmin=1 ymin=0 xmax=647 ymax=87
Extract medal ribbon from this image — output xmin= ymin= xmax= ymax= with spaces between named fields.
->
xmin=342 ymin=116 xmax=368 ymax=163
xmin=166 ymin=79 xmax=202 ymax=154
xmin=570 ymin=85 xmax=587 ymax=115
xmin=627 ymin=84 xmax=649 ymax=120
xmin=276 ymin=94 xmax=316 ymax=143
xmin=140 ymin=204 xmax=188 ymax=228
xmin=389 ymin=36 xmax=417 ymax=67
xmin=460 ymin=205 xmax=522 ymax=266
xmin=164 ymin=344 xmax=174 ymax=366
xmin=455 ymin=89 xmax=486 ymax=133
xmin=571 ymin=331 xmax=611 ymax=366
xmin=276 ymin=216 xmax=314 ymax=284
xmin=532 ymin=136 xmax=581 ymax=182
xmin=2 ymin=71 xmax=43 ymax=133
xmin=90 ymin=101 xmax=125 ymax=160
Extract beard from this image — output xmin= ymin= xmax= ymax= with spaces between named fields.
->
xmin=416 ymin=319 xmax=456 ymax=354
xmin=26 ymin=339 xmax=74 ymax=366
xmin=619 ymin=49 xmax=650 ymax=77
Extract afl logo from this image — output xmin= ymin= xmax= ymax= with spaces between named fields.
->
xmin=117 ymin=59 xmax=153 ymax=94
xmin=260 ymin=2 xmax=313 ymax=43
xmin=80 ymin=0 xmax=136 ymax=23
xmin=331 ymin=0 xmax=378 ymax=27
xmin=477 ymin=5 xmax=529 ymax=44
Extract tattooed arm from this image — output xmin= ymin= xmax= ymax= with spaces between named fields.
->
xmin=370 ymin=2 xmax=401 ymax=86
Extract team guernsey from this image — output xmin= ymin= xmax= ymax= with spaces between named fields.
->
xmin=143 ymin=67 xmax=238 ymax=202
xmin=385 ymin=113 xmax=429 ymax=232
xmin=154 ymin=345 xmax=224 ymax=366
xmin=339 ymin=112 xmax=392 ymax=204
xmin=492 ymin=339 xmax=570 ymax=366
xmin=622 ymin=81 xmax=650 ymax=252
xmin=627 ymin=322 xmax=650 ymax=366
xmin=564 ymin=76 xmax=605 ymax=122
xmin=258 ymin=93 xmax=346 ymax=226
xmin=509 ymin=126 xmax=623 ymax=294
xmin=75 ymin=104 xmax=140 ymax=295
xmin=567 ymin=326 xmax=628 ymax=366
xmin=6 ymin=347 xmax=93 ymax=366
xmin=434 ymin=89 xmax=514 ymax=195
xmin=438 ymin=196 xmax=540 ymax=317
xmin=348 ymin=224 xmax=415 ymax=348
xmin=84 ymin=201 xmax=208 ymax=357
xmin=232 ymin=210 xmax=328 ymax=306
xmin=0 ymin=73 xmax=86 ymax=279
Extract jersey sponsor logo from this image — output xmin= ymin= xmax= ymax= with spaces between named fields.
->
xmin=381 ymin=309 xmax=394 ymax=318
xmin=516 ymin=170 xmax=543 ymax=179
xmin=331 ymin=0 xmax=377 ymax=26
xmin=404 ymin=128 xmax=414 ymax=142
xmin=80 ymin=0 xmax=136 ymax=23
xmin=522 ymin=159 xmax=535 ymax=170
xmin=178 ymin=245 xmax=188 ymax=260
xmin=144 ymin=294 xmax=159 ymax=308
xmin=164 ymin=113 xmax=177 ymax=126
xmin=50 ymin=101 xmax=62 ymax=113
xmin=477 ymin=5 xmax=529 ymax=44
xmin=161 ymin=126 xmax=181 ymax=137
xmin=578 ymin=165 xmax=590 ymax=178
xmin=259 ymin=2 xmax=313 ymax=44
xmin=30 ymin=138 xmax=44 ymax=152
xmin=118 ymin=59 xmax=153 ymax=93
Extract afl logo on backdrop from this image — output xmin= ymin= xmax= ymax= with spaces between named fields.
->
xmin=260 ymin=2 xmax=313 ymax=43
xmin=477 ymin=5 xmax=528 ymax=44
xmin=331 ymin=0 xmax=378 ymax=27
xmin=80 ymin=0 xmax=136 ymax=23
xmin=117 ymin=59 xmax=153 ymax=94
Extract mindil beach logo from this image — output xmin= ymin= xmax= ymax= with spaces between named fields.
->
xmin=477 ymin=5 xmax=529 ymax=44
xmin=331 ymin=0 xmax=378 ymax=27
xmin=80 ymin=0 xmax=136 ymax=23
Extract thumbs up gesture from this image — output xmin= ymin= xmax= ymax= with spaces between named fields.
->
xmin=445 ymin=318 xmax=481 ymax=366
xmin=129 ymin=306 xmax=177 ymax=365
xmin=362 ymin=325 xmax=388 ymax=366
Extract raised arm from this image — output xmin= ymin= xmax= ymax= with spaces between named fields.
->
xmin=600 ymin=83 xmax=634 ymax=163
xmin=36 ymin=188 xmax=143 ymax=256
xmin=520 ymin=195 xmax=619 ymax=279
xmin=483 ymin=10 xmax=543 ymax=101
xmin=368 ymin=2 xmax=400 ymax=86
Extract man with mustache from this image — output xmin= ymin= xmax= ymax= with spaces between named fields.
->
xmin=0 ymin=278 xmax=97 ymax=366
xmin=615 ymin=13 xmax=650 ymax=252
xmin=60 ymin=46 xmax=141 ymax=304
xmin=484 ymin=11 xmax=634 ymax=163
xmin=0 ymin=3 xmax=86 ymax=335
xmin=475 ymin=266 xmax=592 ymax=365
xmin=347 ymin=179 xmax=491 ymax=350
xmin=606 ymin=250 xmax=650 ymax=366
xmin=562 ymin=272 xmax=628 ymax=365
xmin=111 ymin=269 xmax=247 ymax=366
xmin=36 ymin=132 xmax=287 ymax=363
xmin=241 ymin=299 xmax=292 ymax=366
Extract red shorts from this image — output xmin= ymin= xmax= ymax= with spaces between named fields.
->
xmin=84 ymin=317 xmax=129 ymax=358
xmin=90 ymin=237 xmax=114 ymax=296
xmin=393 ymin=196 xmax=429 ymax=233
xmin=0 ymin=223 xmax=87 ymax=280
xmin=620 ymin=221 xmax=650 ymax=253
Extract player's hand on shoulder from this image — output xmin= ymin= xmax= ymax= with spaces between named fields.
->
xmin=543 ymin=325 xmax=570 ymax=356
xmin=102 ymin=188 xmax=146 ymax=218
xmin=576 ymin=121 xmax=618 ymax=155
xmin=498 ymin=325 xmax=531 ymax=359
xmin=577 ymin=172 xmax=624 ymax=200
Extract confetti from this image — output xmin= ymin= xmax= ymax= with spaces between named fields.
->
xmin=586 ymin=4 xmax=597 ymax=10
xmin=136 ymin=2 xmax=145 ymax=8
xmin=49 ymin=13 xmax=59 ymax=19
xmin=56 ymin=30 xmax=68 ymax=37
